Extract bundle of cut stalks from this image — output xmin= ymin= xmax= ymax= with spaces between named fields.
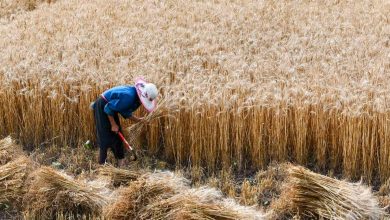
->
xmin=0 ymin=136 xmax=23 ymax=165
xmin=278 ymin=166 xmax=384 ymax=219
xmin=105 ymin=171 xmax=265 ymax=220
xmin=377 ymin=178 xmax=390 ymax=213
xmin=256 ymin=163 xmax=289 ymax=209
xmin=378 ymin=196 xmax=390 ymax=214
xmin=0 ymin=156 xmax=34 ymax=208
xmin=141 ymin=187 xmax=265 ymax=220
xmin=126 ymin=99 xmax=167 ymax=147
xmin=23 ymin=166 xmax=108 ymax=219
xmin=104 ymin=171 xmax=190 ymax=219
xmin=143 ymin=171 xmax=190 ymax=192
xmin=97 ymin=164 xmax=141 ymax=186
xmin=220 ymin=198 xmax=266 ymax=220
xmin=378 ymin=177 xmax=390 ymax=197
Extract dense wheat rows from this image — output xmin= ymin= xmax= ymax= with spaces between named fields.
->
xmin=0 ymin=0 xmax=389 ymax=183
xmin=0 ymin=0 xmax=53 ymax=20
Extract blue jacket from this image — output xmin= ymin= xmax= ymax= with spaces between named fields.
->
xmin=101 ymin=86 xmax=141 ymax=118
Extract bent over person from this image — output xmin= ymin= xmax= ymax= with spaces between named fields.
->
xmin=91 ymin=77 xmax=158 ymax=167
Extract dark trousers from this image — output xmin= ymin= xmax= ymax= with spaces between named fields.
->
xmin=93 ymin=97 xmax=125 ymax=164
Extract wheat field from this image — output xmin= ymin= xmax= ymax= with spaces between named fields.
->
xmin=0 ymin=0 xmax=389 ymax=186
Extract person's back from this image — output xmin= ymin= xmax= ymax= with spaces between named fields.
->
xmin=101 ymin=85 xmax=141 ymax=119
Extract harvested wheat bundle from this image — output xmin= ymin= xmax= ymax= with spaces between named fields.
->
xmin=79 ymin=174 xmax=116 ymax=203
xmin=97 ymin=164 xmax=141 ymax=186
xmin=281 ymin=166 xmax=384 ymax=219
xmin=104 ymin=171 xmax=190 ymax=219
xmin=377 ymin=196 xmax=390 ymax=214
xmin=377 ymin=179 xmax=390 ymax=214
xmin=126 ymin=99 xmax=168 ymax=147
xmin=143 ymin=171 xmax=190 ymax=192
xmin=141 ymin=187 xmax=265 ymax=220
xmin=255 ymin=163 xmax=289 ymax=212
xmin=220 ymin=198 xmax=265 ymax=220
xmin=379 ymin=178 xmax=390 ymax=196
xmin=0 ymin=156 xmax=34 ymax=208
xmin=126 ymin=115 xmax=159 ymax=148
xmin=0 ymin=136 xmax=23 ymax=165
xmin=23 ymin=166 xmax=108 ymax=219
xmin=104 ymin=177 xmax=175 ymax=219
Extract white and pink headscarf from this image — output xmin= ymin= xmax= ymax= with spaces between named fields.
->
xmin=134 ymin=77 xmax=158 ymax=112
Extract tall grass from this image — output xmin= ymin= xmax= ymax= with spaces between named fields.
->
xmin=0 ymin=0 xmax=389 ymax=183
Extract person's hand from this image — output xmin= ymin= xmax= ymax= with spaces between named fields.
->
xmin=111 ymin=124 xmax=119 ymax=133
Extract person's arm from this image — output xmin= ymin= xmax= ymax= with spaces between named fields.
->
xmin=103 ymin=98 xmax=121 ymax=132
xmin=108 ymin=115 xmax=119 ymax=133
